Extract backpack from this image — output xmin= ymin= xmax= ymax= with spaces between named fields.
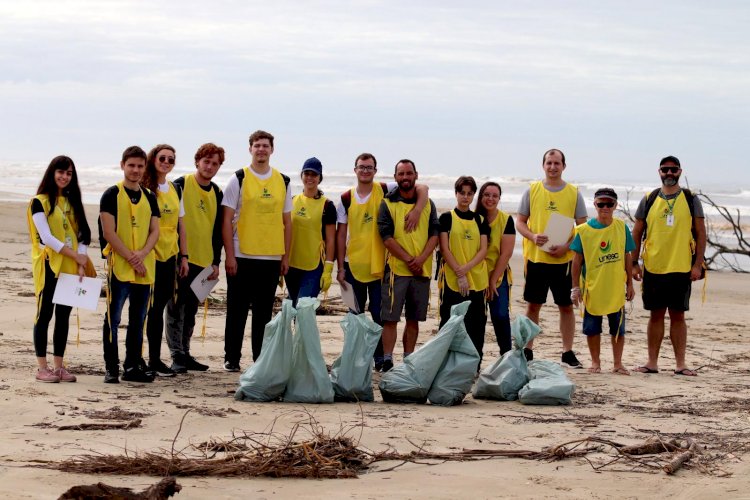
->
xmin=234 ymin=168 xmax=291 ymax=190
xmin=339 ymin=182 xmax=388 ymax=213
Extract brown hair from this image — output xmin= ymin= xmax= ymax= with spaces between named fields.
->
xmin=475 ymin=181 xmax=502 ymax=218
xmin=194 ymin=143 xmax=225 ymax=165
xmin=454 ymin=176 xmax=477 ymax=193
xmin=355 ymin=152 xmax=377 ymax=168
xmin=249 ymin=130 xmax=274 ymax=147
xmin=142 ymin=144 xmax=175 ymax=193
xmin=542 ymin=148 xmax=566 ymax=166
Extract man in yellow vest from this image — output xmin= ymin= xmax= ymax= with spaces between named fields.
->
xmin=99 ymin=146 xmax=160 ymax=383
xmin=570 ymin=188 xmax=635 ymax=375
xmin=222 ymin=130 xmax=292 ymax=371
xmin=377 ymin=159 xmax=439 ymax=372
xmin=335 ymin=153 xmax=428 ymax=371
xmin=631 ymin=156 xmax=706 ymax=376
xmin=166 ymin=143 xmax=225 ymax=373
xmin=516 ymin=149 xmax=588 ymax=367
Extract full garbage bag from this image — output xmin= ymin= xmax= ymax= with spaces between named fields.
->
xmin=283 ymin=297 xmax=335 ymax=403
xmin=473 ymin=315 xmax=541 ymax=401
xmin=235 ymin=299 xmax=296 ymax=402
xmin=330 ymin=313 xmax=382 ymax=402
xmin=518 ymin=360 xmax=575 ymax=405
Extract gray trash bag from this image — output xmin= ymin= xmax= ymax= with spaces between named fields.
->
xmin=427 ymin=302 xmax=479 ymax=406
xmin=283 ymin=297 xmax=335 ymax=404
xmin=379 ymin=302 xmax=469 ymax=404
xmin=235 ymin=299 xmax=296 ymax=402
xmin=518 ymin=360 xmax=576 ymax=405
xmin=330 ymin=313 xmax=382 ymax=402
xmin=472 ymin=315 xmax=541 ymax=401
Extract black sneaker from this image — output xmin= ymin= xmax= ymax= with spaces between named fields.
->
xmin=122 ymin=366 xmax=155 ymax=383
xmin=524 ymin=348 xmax=534 ymax=361
xmin=170 ymin=358 xmax=188 ymax=374
xmin=223 ymin=361 xmax=240 ymax=373
xmin=185 ymin=355 xmax=209 ymax=371
xmin=381 ymin=359 xmax=394 ymax=373
xmin=561 ymin=350 xmax=583 ymax=368
xmin=104 ymin=368 xmax=120 ymax=384
xmin=374 ymin=360 xmax=384 ymax=372
xmin=149 ymin=359 xmax=176 ymax=378
xmin=138 ymin=358 xmax=157 ymax=378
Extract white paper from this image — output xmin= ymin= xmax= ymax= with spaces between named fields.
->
xmin=340 ymin=281 xmax=360 ymax=313
xmin=52 ymin=273 xmax=103 ymax=311
xmin=540 ymin=212 xmax=575 ymax=252
xmin=190 ymin=266 xmax=219 ymax=302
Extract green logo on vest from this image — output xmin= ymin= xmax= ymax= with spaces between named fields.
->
xmin=463 ymin=230 xmax=473 ymax=240
xmin=547 ymin=200 xmax=558 ymax=212
xmin=296 ymin=206 xmax=307 ymax=218
xmin=363 ymin=212 xmax=373 ymax=224
xmin=262 ymin=188 xmax=272 ymax=199
xmin=599 ymin=240 xmax=611 ymax=253
xmin=198 ymin=200 xmax=207 ymax=213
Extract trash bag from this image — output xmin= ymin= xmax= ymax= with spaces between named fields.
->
xmin=518 ymin=360 xmax=575 ymax=405
xmin=283 ymin=297 xmax=335 ymax=404
xmin=473 ymin=315 xmax=541 ymax=401
xmin=235 ymin=299 xmax=296 ymax=402
xmin=427 ymin=302 xmax=479 ymax=406
xmin=379 ymin=301 xmax=471 ymax=404
xmin=330 ymin=313 xmax=382 ymax=402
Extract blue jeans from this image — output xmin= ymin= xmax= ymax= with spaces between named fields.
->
xmin=286 ymin=263 xmax=323 ymax=306
xmin=583 ymin=308 xmax=625 ymax=336
xmin=102 ymin=275 xmax=151 ymax=371
xmin=487 ymin=274 xmax=511 ymax=355
xmin=344 ymin=262 xmax=384 ymax=361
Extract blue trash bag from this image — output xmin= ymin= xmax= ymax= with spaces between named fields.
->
xmin=283 ymin=297 xmax=335 ymax=404
xmin=235 ymin=299 xmax=296 ymax=402
xmin=473 ymin=315 xmax=541 ymax=401
xmin=427 ymin=302 xmax=479 ymax=406
xmin=518 ymin=360 xmax=576 ymax=405
xmin=379 ymin=301 xmax=470 ymax=404
xmin=330 ymin=312 xmax=382 ymax=402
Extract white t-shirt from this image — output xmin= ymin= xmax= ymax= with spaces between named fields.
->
xmin=335 ymin=181 xmax=397 ymax=262
xmin=221 ymin=167 xmax=293 ymax=261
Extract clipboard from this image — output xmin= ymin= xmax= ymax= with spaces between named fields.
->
xmin=52 ymin=273 xmax=103 ymax=311
xmin=540 ymin=212 xmax=575 ymax=252
xmin=190 ymin=266 xmax=219 ymax=302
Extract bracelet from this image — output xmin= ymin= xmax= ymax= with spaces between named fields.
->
xmin=180 ymin=254 xmax=189 ymax=260
xmin=571 ymin=287 xmax=580 ymax=292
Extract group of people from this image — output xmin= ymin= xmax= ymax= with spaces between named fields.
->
xmin=28 ymin=134 xmax=707 ymax=385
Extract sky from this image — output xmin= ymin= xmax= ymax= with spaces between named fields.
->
xmin=1 ymin=0 xmax=748 ymax=188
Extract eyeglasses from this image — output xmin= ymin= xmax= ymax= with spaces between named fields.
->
xmin=158 ymin=155 xmax=176 ymax=165
xmin=356 ymin=165 xmax=375 ymax=172
xmin=660 ymin=166 xmax=679 ymax=174
xmin=595 ymin=202 xmax=615 ymax=208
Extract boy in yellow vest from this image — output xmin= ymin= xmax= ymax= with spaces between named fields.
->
xmin=631 ymin=156 xmax=706 ymax=376
xmin=99 ymin=146 xmax=160 ymax=383
xmin=221 ymin=130 xmax=292 ymax=371
xmin=377 ymin=159 xmax=439 ymax=373
xmin=570 ymin=188 xmax=635 ymax=375
xmin=335 ymin=153 xmax=428 ymax=371
xmin=166 ymin=143 xmax=225 ymax=373
xmin=516 ymin=149 xmax=588 ymax=367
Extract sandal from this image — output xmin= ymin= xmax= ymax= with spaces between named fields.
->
xmin=674 ymin=368 xmax=698 ymax=377
xmin=633 ymin=366 xmax=658 ymax=374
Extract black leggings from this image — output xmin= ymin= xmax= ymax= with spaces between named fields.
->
xmin=146 ymin=256 xmax=177 ymax=362
xmin=34 ymin=262 xmax=72 ymax=358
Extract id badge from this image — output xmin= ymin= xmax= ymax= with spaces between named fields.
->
xmin=65 ymin=236 xmax=73 ymax=248
xmin=666 ymin=214 xmax=674 ymax=227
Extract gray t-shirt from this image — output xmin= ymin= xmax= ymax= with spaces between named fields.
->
xmin=634 ymin=188 xmax=704 ymax=219
xmin=517 ymin=182 xmax=588 ymax=219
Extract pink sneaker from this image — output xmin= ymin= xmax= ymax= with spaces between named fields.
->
xmin=36 ymin=367 xmax=60 ymax=383
xmin=55 ymin=367 xmax=77 ymax=383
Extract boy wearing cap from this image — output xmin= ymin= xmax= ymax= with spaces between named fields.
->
xmin=286 ymin=157 xmax=336 ymax=305
xmin=221 ymin=130 xmax=292 ymax=371
xmin=570 ymin=188 xmax=635 ymax=375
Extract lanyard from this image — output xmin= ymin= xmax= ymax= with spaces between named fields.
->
xmin=659 ymin=190 xmax=677 ymax=215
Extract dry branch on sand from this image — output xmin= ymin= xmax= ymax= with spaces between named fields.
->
xmin=58 ymin=476 xmax=180 ymax=500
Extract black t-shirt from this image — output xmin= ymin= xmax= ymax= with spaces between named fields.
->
xmin=100 ymin=185 xmax=160 ymax=219
xmin=438 ymin=208 xmax=491 ymax=236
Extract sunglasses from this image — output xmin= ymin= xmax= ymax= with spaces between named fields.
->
xmin=595 ymin=201 xmax=615 ymax=208
xmin=158 ymin=155 xmax=176 ymax=165
xmin=660 ymin=166 xmax=679 ymax=174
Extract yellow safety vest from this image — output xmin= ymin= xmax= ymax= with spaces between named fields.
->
xmin=104 ymin=182 xmax=156 ymax=284
xmin=384 ymin=198 xmax=433 ymax=277
xmin=523 ymin=181 xmax=578 ymax=264
xmin=182 ymin=174 xmax=217 ymax=268
xmin=27 ymin=195 xmax=80 ymax=296
xmin=643 ymin=192 xmax=693 ymax=274
xmin=445 ymin=211 xmax=488 ymax=292
xmin=485 ymin=210 xmax=513 ymax=286
xmin=289 ymin=194 xmax=327 ymax=271
xmin=576 ymin=219 xmax=627 ymax=316
xmin=153 ymin=182 xmax=180 ymax=262
xmin=237 ymin=167 xmax=286 ymax=256
xmin=347 ymin=186 xmax=386 ymax=282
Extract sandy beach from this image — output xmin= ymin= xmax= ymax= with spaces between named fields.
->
xmin=1 ymin=199 xmax=750 ymax=499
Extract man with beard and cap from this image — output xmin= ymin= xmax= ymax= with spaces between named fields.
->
xmin=377 ymin=159 xmax=439 ymax=372
xmin=631 ymin=155 xmax=706 ymax=376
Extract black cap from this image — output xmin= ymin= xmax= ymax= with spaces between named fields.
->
xmin=594 ymin=187 xmax=618 ymax=201
xmin=659 ymin=155 xmax=680 ymax=167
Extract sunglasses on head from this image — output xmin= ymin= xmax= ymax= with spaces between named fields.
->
xmin=660 ymin=166 xmax=679 ymax=174
xmin=595 ymin=201 xmax=615 ymax=208
xmin=158 ymin=155 xmax=176 ymax=165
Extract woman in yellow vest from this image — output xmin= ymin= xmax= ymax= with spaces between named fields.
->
xmin=27 ymin=156 xmax=91 ymax=383
xmin=476 ymin=181 xmax=516 ymax=356
xmin=286 ymin=158 xmax=336 ymax=305
xmin=570 ymin=188 xmax=635 ymax=375
xmin=438 ymin=176 xmax=489 ymax=362
xmin=140 ymin=144 xmax=188 ymax=377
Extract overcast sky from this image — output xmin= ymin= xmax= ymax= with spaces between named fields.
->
xmin=1 ymin=0 xmax=748 ymax=187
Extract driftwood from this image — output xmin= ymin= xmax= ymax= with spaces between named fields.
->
xmin=620 ymin=437 xmax=681 ymax=455
xmin=57 ymin=419 xmax=142 ymax=431
xmin=663 ymin=439 xmax=698 ymax=475
xmin=58 ymin=477 xmax=180 ymax=499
